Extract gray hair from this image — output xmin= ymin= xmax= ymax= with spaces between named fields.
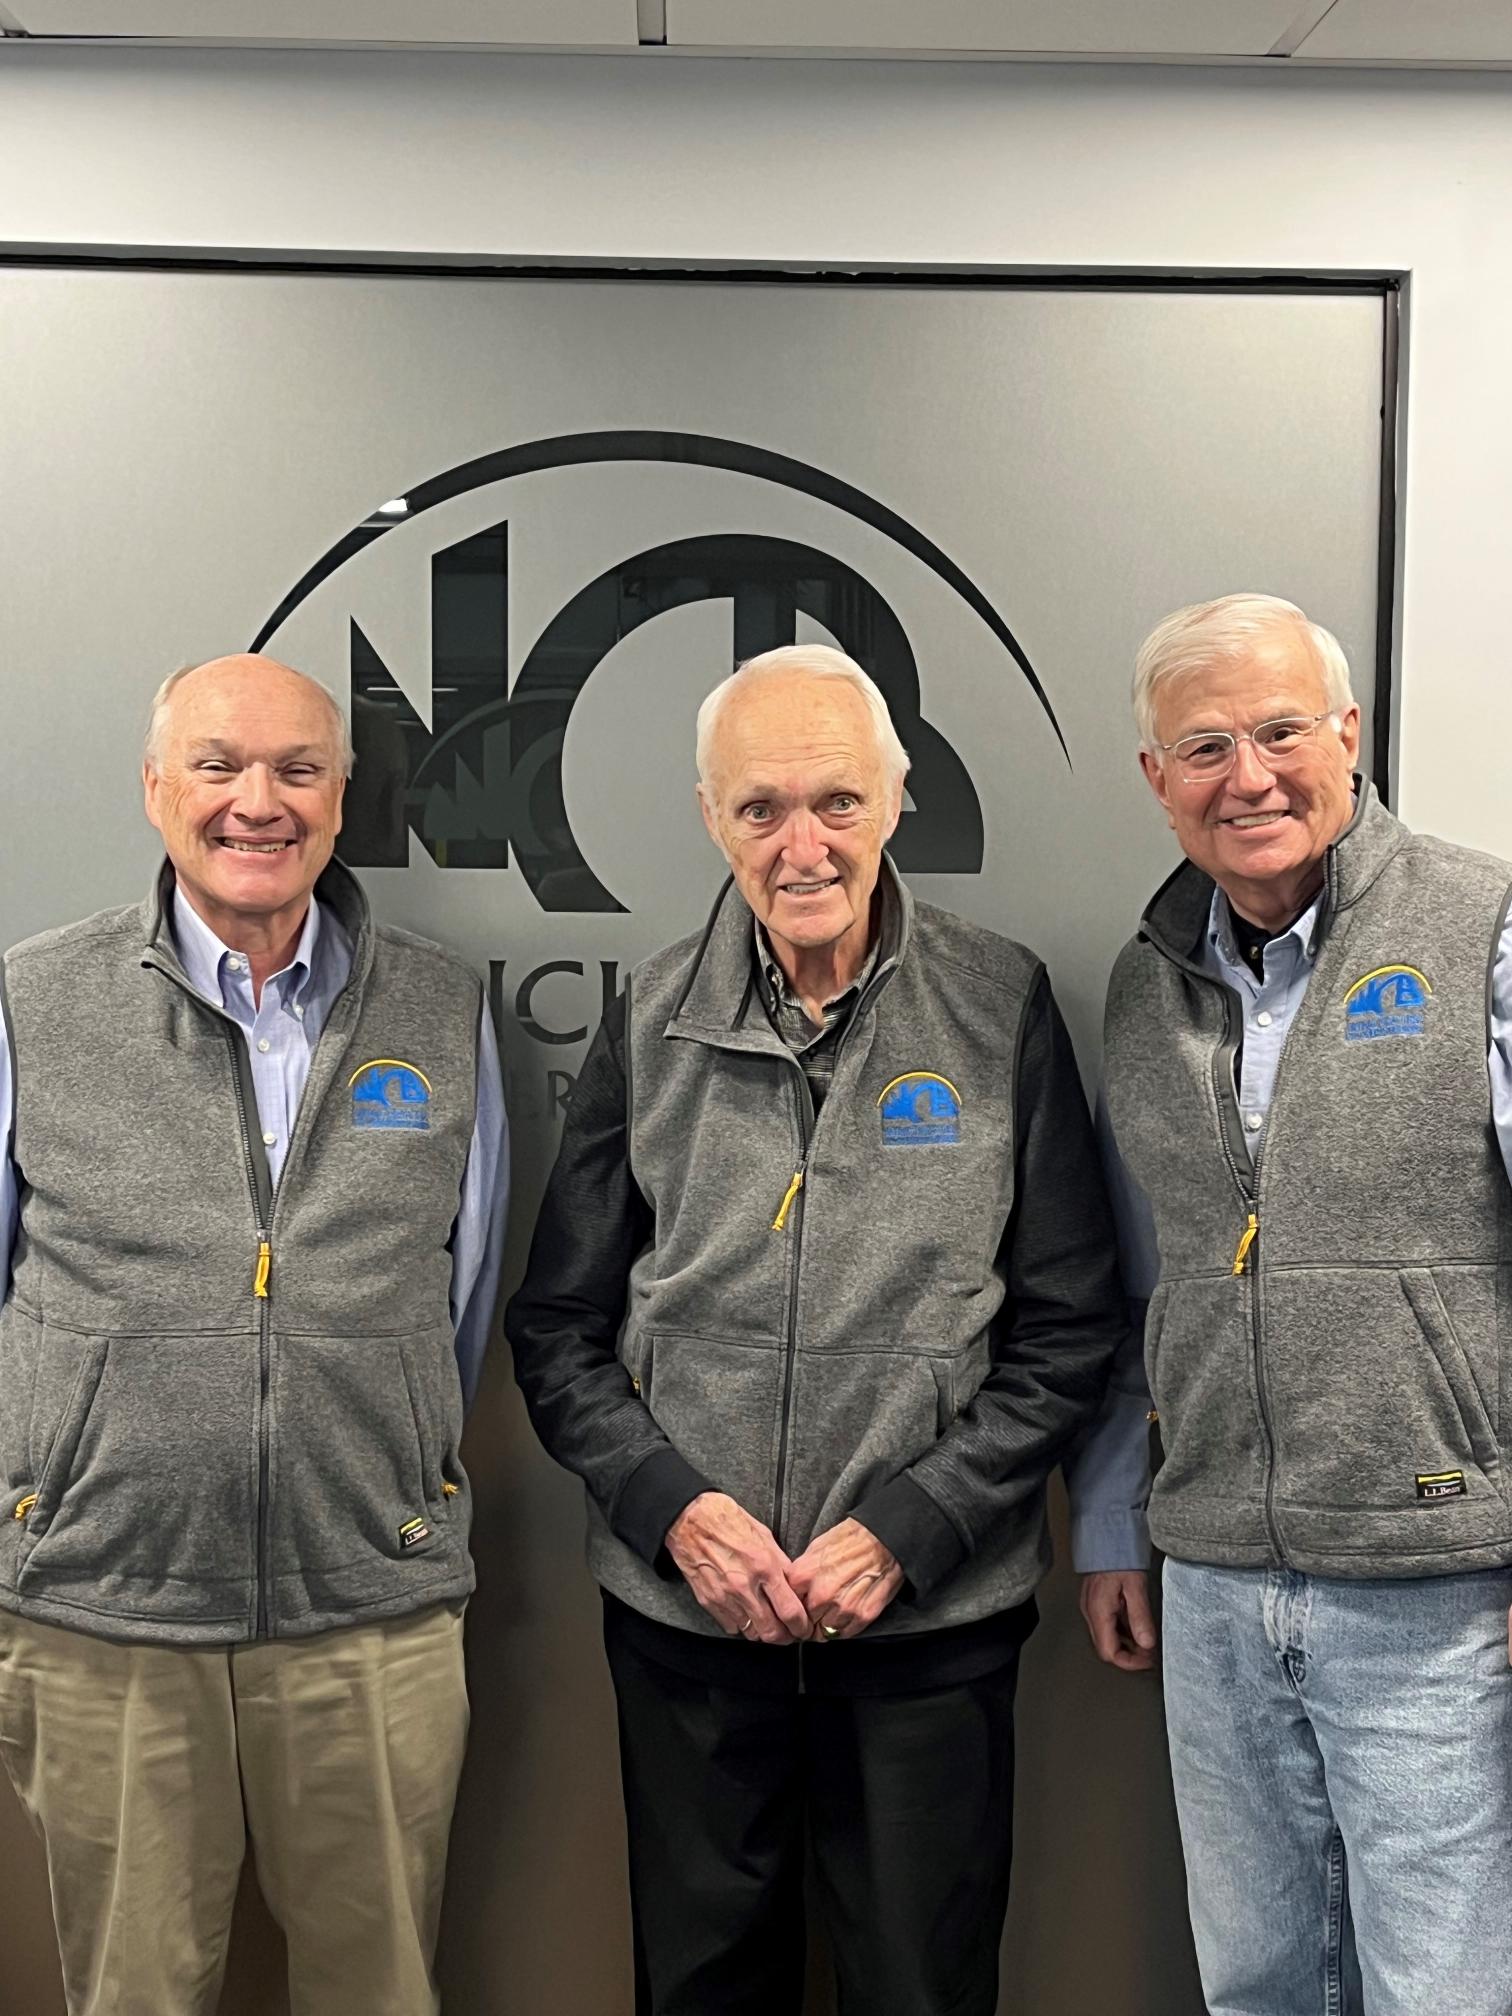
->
xmin=1133 ymin=593 xmax=1355 ymax=749
xmin=144 ymin=659 xmax=355 ymax=776
xmin=695 ymin=644 xmax=911 ymax=799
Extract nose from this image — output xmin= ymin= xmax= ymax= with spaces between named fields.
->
xmin=1228 ymin=734 xmax=1276 ymax=796
xmin=781 ymin=807 xmax=828 ymax=870
xmin=230 ymin=763 xmax=281 ymax=822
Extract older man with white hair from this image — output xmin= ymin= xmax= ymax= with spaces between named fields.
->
xmin=0 ymin=654 xmax=508 ymax=2016
xmin=1071 ymin=593 xmax=1512 ymax=2015
xmin=509 ymin=643 xmax=1124 ymax=2016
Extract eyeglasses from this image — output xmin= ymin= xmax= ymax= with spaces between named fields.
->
xmin=1157 ymin=713 xmax=1336 ymax=783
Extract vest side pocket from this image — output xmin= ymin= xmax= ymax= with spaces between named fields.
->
xmin=1400 ymin=1268 xmax=1502 ymax=1492
xmin=14 ymin=1335 xmax=107 ymax=1561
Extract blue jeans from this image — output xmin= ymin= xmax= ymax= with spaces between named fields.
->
xmin=1162 ymin=1560 xmax=1512 ymax=2016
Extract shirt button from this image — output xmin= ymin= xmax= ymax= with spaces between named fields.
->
xmin=1245 ymin=1113 xmax=1263 ymax=1132
xmin=1255 ymin=1011 xmax=1273 ymax=1029
xmin=257 ymin=1039 xmax=271 ymax=1053
xmin=227 ymin=956 xmax=244 ymax=973
xmin=262 ymin=1131 xmax=277 ymax=1146
xmin=293 ymin=1004 xmax=305 ymax=1020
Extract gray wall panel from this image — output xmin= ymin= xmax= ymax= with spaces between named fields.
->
xmin=0 ymin=267 xmax=1384 ymax=2015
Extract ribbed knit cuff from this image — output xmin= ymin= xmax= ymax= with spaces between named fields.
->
xmin=851 ymin=1475 xmax=968 ymax=1601
xmin=613 ymin=1447 xmax=715 ymax=1576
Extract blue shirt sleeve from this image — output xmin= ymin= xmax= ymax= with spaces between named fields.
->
xmin=449 ymin=996 xmax=510 ymax=1413
xmin=0 ymin=1006 xmax=15 ymax=1305
xmin=1061 ymin=1091 xmax=1157 ymax=1573
xmin=1486 ymin=904 xmax=1512 ymax=1189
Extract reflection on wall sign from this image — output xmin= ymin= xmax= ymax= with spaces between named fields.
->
xmin=488 ymin=959 xmax=623 ymax=1117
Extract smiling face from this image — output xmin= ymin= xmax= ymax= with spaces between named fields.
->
xmin=697 ymin=670 xmax=902 ymax=972
xmin=143 ymin=655 xmax=346 ymax=947
xmin=1139 ymin=625 xmax=1359 ymax=925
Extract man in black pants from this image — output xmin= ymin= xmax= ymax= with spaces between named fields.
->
xmin=508 ymin=644 xmax=1124 ymax=2015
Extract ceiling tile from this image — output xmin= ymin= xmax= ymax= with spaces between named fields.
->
xmin=8 ymin=0 xmax=638 ymax=42
xmin=1296 ymin=0 xmax=1512 ymax=61
xmin=666 ymin=0 xmax=1308 ymax=56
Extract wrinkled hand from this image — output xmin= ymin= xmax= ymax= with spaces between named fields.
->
xmin=787 ymin=1518 xmax=904 ymax=1641
xmin=665 ymin=1492 xmax=811 ymax=1645
xmin=1080 ymin=1570 xmax=1158 ymax=1672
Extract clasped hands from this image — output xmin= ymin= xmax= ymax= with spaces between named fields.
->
xmin=666 ymin=1491 xmax=903 ymax=1644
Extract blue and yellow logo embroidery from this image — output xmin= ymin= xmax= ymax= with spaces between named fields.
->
xmin=878 ymin=1072 xmax=962 ymax=1147
xmin=1343 ymin=966 xmax=1432 ymax=1042
xmin=350 ymin=1058 xmax=432 ymax=1130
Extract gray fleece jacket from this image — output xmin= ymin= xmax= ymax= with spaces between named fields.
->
xmin=1106 ymin=787 xmax=1512 ymax=1577
xmin=509 ymin=859 xmax=1125 ymax=1638
xmin=0 ymin=861 xmax=481 ymax=1644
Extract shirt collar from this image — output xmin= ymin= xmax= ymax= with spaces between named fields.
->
xmin=753 ymin=917 xmax=881 ymax=1018
xmin=171 ymin=883 xmax=322 ymax=1008
xmin=1206 ymin=885 xmax=1323 ymax=974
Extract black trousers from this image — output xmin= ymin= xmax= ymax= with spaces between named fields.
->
xmin=603 ymin=1604 xmax=1021 ymax=2016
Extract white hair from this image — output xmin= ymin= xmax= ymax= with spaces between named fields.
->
xmin=144 ymin=659 xmax=355 ymax=776
xmin=1133 ymin=593 xmax=1355 ymax=749
xmin=695 ymin=644 xmax=911 ymax=799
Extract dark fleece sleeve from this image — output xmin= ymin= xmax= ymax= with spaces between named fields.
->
xmin=505 ymin=992 xmax=712 ymax=1571
xmin=851 ymin=970 xmax=1127 ymax=1599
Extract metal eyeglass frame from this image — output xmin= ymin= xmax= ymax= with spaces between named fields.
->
xmin=1156 ymin=712 xmax=1338 ymax=785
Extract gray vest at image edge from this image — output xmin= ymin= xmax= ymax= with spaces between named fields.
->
xmin=1105 ymin=787 xmax=1512 ymax=1577
xmin=0 ymin=860 xmax=482 ymax=1644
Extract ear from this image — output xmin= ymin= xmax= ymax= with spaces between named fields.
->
xmin=1335 ymin=703 xmax=1362 ymax=771
xmin=1139 ymin=747 xmax=1178 ymax=829
xmin=143 ymin=760 xmax=165 ymax=836
xmin=697 ymin=783 xmax=726 ymax=856
xmin=880 ymin=776 xmax=904 ymax=845
xmin=333 ymin=772 xmax=346 ymax=837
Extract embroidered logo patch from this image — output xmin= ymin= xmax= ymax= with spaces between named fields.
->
xmin=1343 ymin=966 xmax=1432 ymax=1042
xmin=350 ymin=1058 xmax=432 ymax=1130
xmin=878 ymin=1072 xmax=962 ymax=1147
xmin=1415 ymin=1470 xmax=1466 ymax=1502
xmin=398 ymin=1516 xmax=432 ymax=1549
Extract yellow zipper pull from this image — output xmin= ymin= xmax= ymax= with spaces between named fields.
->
xmin=13 ymin=1493 xmax=37 ymax=1521
xmin=772 ymin=1168 xmax=805 ymax=1232
xmin=1232 ymin=1213 xmax=1259 ymax=1276
xmin=253 ymin=1239 xmax=272 ymax=1299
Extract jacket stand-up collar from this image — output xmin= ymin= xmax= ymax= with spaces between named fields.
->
xmin=1137 ymin=780 xmax=1405 ymax=974
xmin=667 ymin=853 xmax=912 ymax=1047
xmin=138 ymin=854 xmax=377 ymax=993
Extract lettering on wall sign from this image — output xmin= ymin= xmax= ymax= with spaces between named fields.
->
xmin=258 ymin=429 xmax=1063 ymax=1119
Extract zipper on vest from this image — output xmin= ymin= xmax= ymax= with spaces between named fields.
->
xmin=1246 ymin=1128 xmax=1285 ymax=1563
xmin=771 ymin=1065 xmax=815 ymax=1552
xmin=1231 ymin=1214 xmax=1258 ymax=1275
xmin=13 ymin=1493 xmax=37 ymax=1521
xmin=1207 ymin=983 xmax=1285 ymax=1564
xmin=222 ymin=1026 xmax=276 ymax=1641
xmin=772 ymin=1162 xmax=806 ymax=1233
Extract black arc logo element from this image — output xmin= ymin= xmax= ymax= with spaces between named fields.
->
xmin=254 ymin=431 xmax=1066 ymax=912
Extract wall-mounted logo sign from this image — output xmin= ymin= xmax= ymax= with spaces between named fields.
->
xmin=254 ymin=431 xmax=1063 ymax=915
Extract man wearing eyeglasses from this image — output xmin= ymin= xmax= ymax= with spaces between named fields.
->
xmin=1067 ymin=593 xmax=1512 ymax=2016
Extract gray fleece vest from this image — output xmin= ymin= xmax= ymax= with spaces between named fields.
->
xmin=585 ymin=862 xmax=1053 ymax=1636
xmin=0 ymin=861 xmax=482 ymax=1644
xmin=1106 ymin=787 xmax=1512 ymax=1578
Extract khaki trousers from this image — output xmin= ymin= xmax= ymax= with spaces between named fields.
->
xmin=0 ymin=1602 xmax=468 ymax=2016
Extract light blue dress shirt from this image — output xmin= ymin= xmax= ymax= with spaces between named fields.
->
xmin=1066 ymin=887 xmax=1512 ymax=1572
xmin=0 ymin=885 xmax=509 ymax=1410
